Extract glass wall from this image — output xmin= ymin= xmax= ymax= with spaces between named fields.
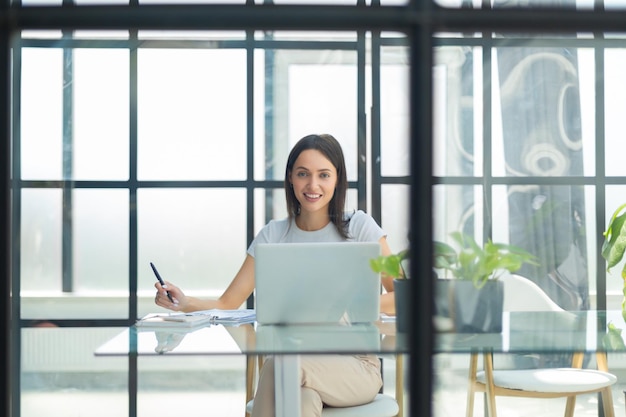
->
xmin=17 ymin=28 xmax=411 ymax=320
xmin=10 ymin=13 xmax=412 ymax=417
xmin=4 ymin=1 xmax=626 ymax=417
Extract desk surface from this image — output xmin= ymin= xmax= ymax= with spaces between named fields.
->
xmin=95 ymin=321 xmax=406 ymax=356
xmin=435 ymin=310 xmax=626 ymax=354
xmin=94 ymin=310 xmax=626 ymax=357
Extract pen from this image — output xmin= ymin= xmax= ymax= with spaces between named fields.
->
xmin=150 ymin=262 xmax=174 ymax=303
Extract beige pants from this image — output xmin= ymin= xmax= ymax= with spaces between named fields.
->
xmin=250 ymin=355 xmax=383 ymax=417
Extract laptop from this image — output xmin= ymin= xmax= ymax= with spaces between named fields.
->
xmin=254 ymin=241 xmax=381 ymax=325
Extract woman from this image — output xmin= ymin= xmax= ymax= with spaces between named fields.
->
xmin=154 ymin=133 xmax=396 ymax=417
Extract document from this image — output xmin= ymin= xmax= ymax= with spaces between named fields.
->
xmin=136 ymin=313 xmax=214 ymax=328
xmin=135 ymin=309 xmax=256 ymax=328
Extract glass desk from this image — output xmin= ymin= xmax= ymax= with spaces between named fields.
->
xmin=434 ymin=310 xmax=626 ymax=353
xmin=95 ymin=320 xmax=407 ymax=417
xmin=95 ymin=310 xmax=626 ymax=417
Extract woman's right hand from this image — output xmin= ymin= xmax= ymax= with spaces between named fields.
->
xmin=154 ymin=280 xmax=186 ymax=311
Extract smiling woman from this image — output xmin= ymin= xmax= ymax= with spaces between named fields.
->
xmin=152 ymin=133 xmax=398 ymax=417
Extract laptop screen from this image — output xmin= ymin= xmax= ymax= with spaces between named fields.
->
xmin=254 ymin=242 xmax=381 ymax=325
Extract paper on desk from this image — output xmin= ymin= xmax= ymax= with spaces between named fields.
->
xmin=379 ymin=313 xmax=396 ymax=323
xmin=136 ymin=309 xmax=256 ymax=328
xmin=190 ymin=309 xmax=256 ymax=325
xmin=135 ymin=313 xmax=214 ymax=328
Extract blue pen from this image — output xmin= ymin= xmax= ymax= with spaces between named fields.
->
xmin=150 ymin=262 xmax=174 ymax=303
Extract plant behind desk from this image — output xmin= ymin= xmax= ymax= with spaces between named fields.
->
xmin=433 ymin=231 xmax=539 ymax=333
xmin=602 ymin=203 xmax=626 ymax=321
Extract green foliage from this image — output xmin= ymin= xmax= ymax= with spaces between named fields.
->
xmin=369 ymin=249 xmax=409 ymax=279
xmin=603 ymin=322 xmax=626 ymax=351
xmin=602 ymin=203 xmax=626 ymax=281
xmin=433 ymin=231 xmax=539 ymax=288
xmin=601 ymin=203 xmax=626 ymax=322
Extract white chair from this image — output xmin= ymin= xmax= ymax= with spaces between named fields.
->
xmin=466 ymin=273 xmax=617 ymax=417
xmin=245 ymin=354 xmax=403 ymax=417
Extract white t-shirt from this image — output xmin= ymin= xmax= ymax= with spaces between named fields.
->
xmin=247 ymin=210 xmax=386 ymax=257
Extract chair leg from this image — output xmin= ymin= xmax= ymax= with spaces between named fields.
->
xmin=596 ymin=352 xmax=609 ymax=372
xmin=482 ymin=352 xmax=497 ymax=417
xmin=395 ymin=354 xmax=404 ymax=417
xmin=563 ymin=396 xmax=576 ymax=417
xmin=601 ymin=386 xmax=615 ymax=417
xmin=245 ymin=355 xmax=257 ymax=417
xmin=466 ymin=353 xmax=478 ymax=417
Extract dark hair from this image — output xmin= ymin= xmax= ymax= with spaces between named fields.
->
xmin=284 ymin=133 xmax=349 ymax=239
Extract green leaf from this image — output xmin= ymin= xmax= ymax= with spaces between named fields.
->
xmin=603 ymin=322 xmax=626 ymax=351
xmin=602 ymin=203 xmax=626 ymax=272
xmin=369 ymin=250 xmax=409 ymax=279
xmin=432 ymin=232 xmax=539 ymax=288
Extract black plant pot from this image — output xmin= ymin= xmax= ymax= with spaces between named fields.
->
xmin=393 ymin=278 xmax=410 ymax=333
xmin=450 ymin=280 xmax=504 ymax=333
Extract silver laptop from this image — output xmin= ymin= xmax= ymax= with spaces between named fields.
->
xmin=254 ymin=242 xmax=381 ymax=325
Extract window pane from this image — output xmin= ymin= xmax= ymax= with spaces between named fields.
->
xmin=138 ymin=188 xmax=247 ymax=295
xmin=74 ymin=49 xmax=130 ymax=181
xmin=434 ymin=43 xmax=594 ymax=179
xmin=381 ymin=184 xmax=410 ymax=252
xmin=21 ymin=48 xmax=63 ymax=180
xmin=137 ymin=49 xmax=247 ymax=180
xmin=21 ymin=189 xmax=62 ymax=293
xmin=380 ymin=46 xmax=410 ymax=177
xmin=493 ymin=184 xmax=591 ymax=311
xmin=605 ymin=49 xmax=626 ymax=176
xmin=492 ymin=46 xmax=588 ymax=178
xmin=433 ymin=184 xmax=484 ymax=245
xmin=73 ymin=189 xmax=129 ymax=292
xmin=433 ymin=46 xmax=480 ymax=177
xmin=258 ymin=49 xmax=359 ymax=181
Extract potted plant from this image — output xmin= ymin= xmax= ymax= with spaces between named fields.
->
xmin=370 ymin=249 xmax=410 ymax=333
xmin=601 ymin=203 xmax=626 ymax=322
xmin=434 ymin=231 xmax=539 ymax=333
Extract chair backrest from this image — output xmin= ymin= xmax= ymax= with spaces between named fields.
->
xmin=501 ymin=274 xmax=563 ymax=312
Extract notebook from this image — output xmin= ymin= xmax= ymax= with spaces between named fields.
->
xmin=254 ymin=242 xmax=381 ymax=325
